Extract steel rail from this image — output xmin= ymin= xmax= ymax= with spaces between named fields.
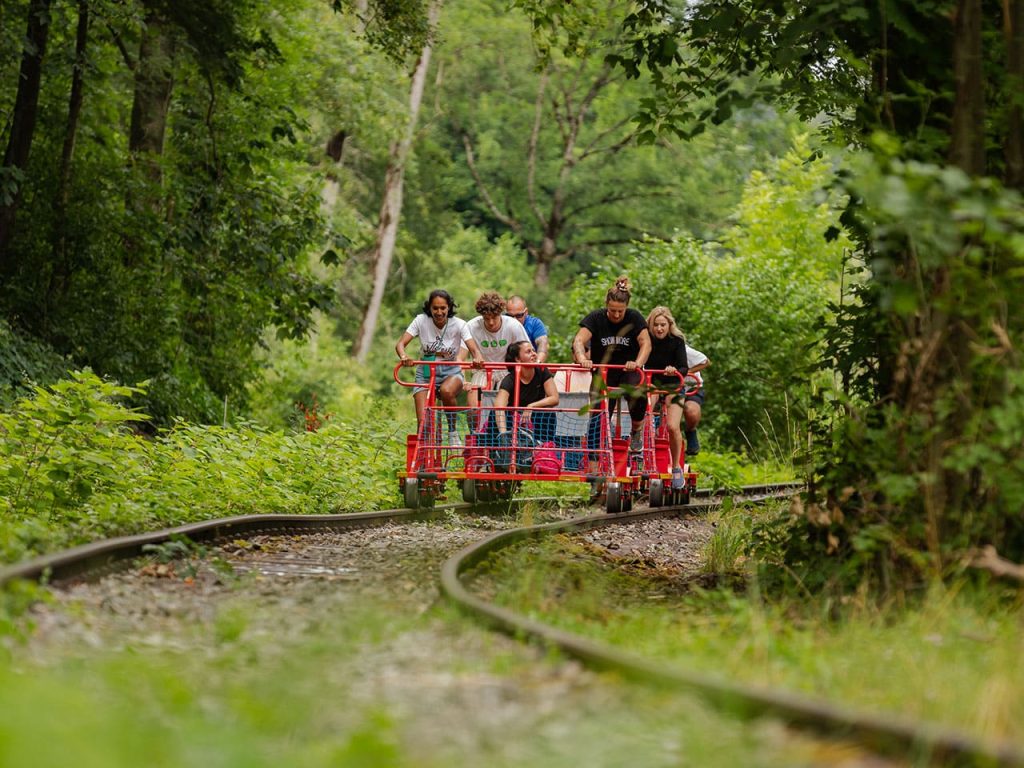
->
xmin=0 ymin=498 xmax=560 ymax=586
xmin=439 ymin=491 xmax=1024 ymax=768
xmin=0 ymin=483 xmax=797 ymax=586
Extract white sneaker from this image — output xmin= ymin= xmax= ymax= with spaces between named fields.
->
xmin=448 ymin=431 xmax=463 ymax=448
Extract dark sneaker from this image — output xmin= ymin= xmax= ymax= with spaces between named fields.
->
xmin=685 ymin=430 xmax=700 ymax=456
xmin=629 ymin=429 xmax=643 ymax=452
xmin=671 ymin=467 xmax=685 ymax=490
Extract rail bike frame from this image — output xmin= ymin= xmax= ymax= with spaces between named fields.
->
xmin=394 ymin=360 xmax=697 ymax=513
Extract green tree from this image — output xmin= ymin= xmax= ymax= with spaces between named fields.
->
xmin=522 ymin=0 xmax=1024 ymax=583
xmin=550 ymin=135 xmax=850 ymax=455
xmin=0 ymin=0 xmax=430 ymax=422
xmin=431 ymin=0 xmax=800 ymax=286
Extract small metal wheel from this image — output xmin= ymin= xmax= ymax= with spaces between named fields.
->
xmin=462 ymin=478 xmax=477 ymax=504
xmin=420 ymin=487 xmax=435 ymax=508
xmin=680 ymin=488 xmax=690 ymax=505
xmin=477 ymin=483 xmax=496 ymax=503
xmin=403 ymin=478 xmax=420 ymax=509
xmin=649 ymin=479 xmax=664 ymax=508
xmin=606 ymin=482 xmax=623 ymax=514
xmin=622 ymin=489 xmax=633 ymax=512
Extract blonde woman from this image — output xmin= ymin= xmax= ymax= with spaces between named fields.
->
xmin=645 ymin=306 xmax=689 ymax=489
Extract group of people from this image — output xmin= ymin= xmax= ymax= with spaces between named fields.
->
xmin=395 ymin=277 xmax=707 ymax=490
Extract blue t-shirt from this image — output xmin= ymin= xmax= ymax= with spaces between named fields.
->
xmin=521 ymin=314 xmax=548 ymax=346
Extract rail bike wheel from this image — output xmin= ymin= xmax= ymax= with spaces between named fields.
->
xmin=403 ymin=478 xmax=420 ymax=509
xmin=606 ymin=482 xmax=623 ymax=514
xmin=622 ymin=488 xmax=633 ymax=512
xmin=679 ymin=488 xmax=690 ymax=505
xmin=461 ymin=478 xmax=478 ymax=504
xmin=420 ymin=486 xmax=436 ymax=508
xmin=475 ymin=482 xmax=494 ymax=502
xmin=649 ymin=479 xmax=664 ymax=508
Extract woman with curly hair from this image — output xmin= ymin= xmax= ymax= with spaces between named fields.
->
xmin=396 ymin=289 xmax=484 ymax=446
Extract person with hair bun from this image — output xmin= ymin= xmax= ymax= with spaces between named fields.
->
xmin=396 ymin=289 xmax=484 ymax=446
xmin=572 ymin=276 xmax=651 ymax=480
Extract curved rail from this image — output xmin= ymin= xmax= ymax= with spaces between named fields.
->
xmin=0 ymin=498 xmax=572 ymax=586
xmin=439 ymin=487 xmax=1024 ymax=767
xmin=0 ymin=485 xmax=795 ymax=586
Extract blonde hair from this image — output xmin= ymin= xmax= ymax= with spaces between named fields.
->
xmin=646 ymin=306 xmax=685 ymax=339
xmin=605 ymin=275 xmax=632 ymax=304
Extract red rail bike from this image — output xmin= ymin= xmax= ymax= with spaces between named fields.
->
xmin=394 ymin=360 xmax=697 ymax=514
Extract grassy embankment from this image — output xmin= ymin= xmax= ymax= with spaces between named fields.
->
xmin=476 ymin=499 xmax=1024 ymax=748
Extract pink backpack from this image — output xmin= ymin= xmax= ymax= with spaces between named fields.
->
xmin=532 ymin=441 xmax=562 ymax=475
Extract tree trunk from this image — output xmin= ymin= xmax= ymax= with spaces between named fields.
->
xmin=129 ymin=12 xmax=176 ymax=180
xmin=53 ymin=0 xmax=89 ymax=267
xmin=534 ymin=233 xmax=557 ymax=288
xmin=949 ymin=0 xmax=986 ymax=174
xmin=352 ymin=0 xmax=441 ymax=362
xmin=1006 ymin=0 xmax=1024 ymax=188
xmin=0 ymin=0 xmax=53 ymax=271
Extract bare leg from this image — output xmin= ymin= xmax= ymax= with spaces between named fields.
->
xmin=466 ymin=387 xmax=485 ymax=433
xmin=666 ymin=399 xmax=684 ymax=470
xmin=413 ymin=390 xmax=427 ymax=433
xmin=439 ymin=376 xmax=463 ymax=433
xmin=684 ymin=399 xmax=702 ymax=455
xmin=684 ymin=400 xmax=701 ymax=431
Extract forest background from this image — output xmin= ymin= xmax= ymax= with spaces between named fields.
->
xmin=1 ymin=0 xmax=1023 ymax=594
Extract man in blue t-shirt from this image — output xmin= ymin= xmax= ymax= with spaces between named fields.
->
xmin=506 ymin=295 xmax=549 ymax=363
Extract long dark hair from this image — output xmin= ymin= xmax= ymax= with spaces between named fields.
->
xmin=422 ymin=289 xmax=457 ymax=317
xmin=505 ymin=340 xmax=531 ymax=372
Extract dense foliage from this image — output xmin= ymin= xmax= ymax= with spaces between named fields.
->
xmin=550 ymin=135 xmax=850 ymax=455
xmin=0 ymin=0 xmax=427 ymax=423
xmin=514 ymin=0 xmax=1024 ymax=588
xmin=5 ymin=0 xmax=1024 ymax=593
xmin=0 ymin=372 xmax=405 ymax=563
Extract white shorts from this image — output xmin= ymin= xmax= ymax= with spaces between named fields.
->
xmin=468 ymin=369 xmax=508 ymax=390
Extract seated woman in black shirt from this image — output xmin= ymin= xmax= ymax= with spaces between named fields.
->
xmin=494 ymin=341 xmax=559 ymax=442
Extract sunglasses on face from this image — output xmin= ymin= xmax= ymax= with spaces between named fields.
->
xmin=506 ymin=311 xmax=527 ymax=319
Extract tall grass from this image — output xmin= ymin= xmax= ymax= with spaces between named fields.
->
xmin=478 ymin=533 xmax=1024 ymax=745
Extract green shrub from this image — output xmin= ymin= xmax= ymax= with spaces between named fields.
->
xmin=0 ymin=321 xmax=69 ymax=407
xmin=0 ymin=371 xmax=406 ymax=564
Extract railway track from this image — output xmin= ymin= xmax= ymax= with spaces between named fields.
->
xmin=3 ymin=482 xmax=1019 ymax=766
